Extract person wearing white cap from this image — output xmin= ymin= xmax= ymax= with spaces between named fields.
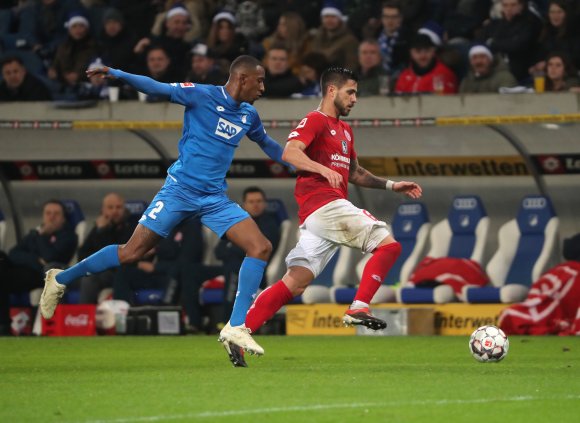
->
xmin=310 ymin=0 xmax=359 ymax=70
xmin=48 ymin=12 xmax=98 ymax=92
xmin=207 ymin=10 xmax=249 ymax=66
xmin=459 ymin=44 xmax=517 ymax=93
xmin=150 ymin=2 xmax=203 ymax=43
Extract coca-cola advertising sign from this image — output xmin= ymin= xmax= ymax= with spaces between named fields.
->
xmin=42 ymin=305 xmax=96 ymax=336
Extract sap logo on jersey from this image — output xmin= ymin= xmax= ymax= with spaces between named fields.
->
xmin=215 ymin=117 xmax=242 ymax=140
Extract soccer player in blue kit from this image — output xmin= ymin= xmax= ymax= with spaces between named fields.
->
xmin=40 ymin=55 xmax=288 ymax=358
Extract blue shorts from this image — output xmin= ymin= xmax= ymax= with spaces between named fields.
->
xmin=139 ymin=177 xmax=250 ymax=238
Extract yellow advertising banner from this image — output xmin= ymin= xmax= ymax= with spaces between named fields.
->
xmin=286 ymin=304 xmax=509 ymax=336
xmin=358 ymin=156 xmax=528 ymax=177
xmin=433 ymin=304 xmax=508 ymax=336
xmin=285 ymin=304 xmax=355 ymax=336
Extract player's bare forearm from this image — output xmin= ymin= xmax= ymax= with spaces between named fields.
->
xmin=282 ymin=142 xmax=327 ymax=174
xmin=348 ymin=160 xmax=386 ymax=189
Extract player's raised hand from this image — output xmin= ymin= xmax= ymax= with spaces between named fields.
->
xmin=393 ymin=181 xmax=422 ymax=199
xmin=320 ymin=167 xmax=343 ymax=189
xmin=86 ymin=66 xmax=112 ymax=80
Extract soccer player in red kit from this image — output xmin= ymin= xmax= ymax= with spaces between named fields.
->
xmin=224 ymin=67 xmax=422 ymax=367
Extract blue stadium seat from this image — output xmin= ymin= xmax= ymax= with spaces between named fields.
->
xmin=134 ymin=289 xmax=165 ymax=305
xmin=399 ymin=196 xmax=489 ymax=304
xmin=332 ymin=202 xmax=431 ymax=304
xmin=464 ymin=195 xmax=560 ymax=304
xmin=61 ymin=199 xmax=86 ymax=247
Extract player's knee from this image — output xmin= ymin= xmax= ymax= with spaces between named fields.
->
xmin=248 ymin=239 xmax=272 ymax=260
xmin=117 ymin=245 xmax=143 ymax=264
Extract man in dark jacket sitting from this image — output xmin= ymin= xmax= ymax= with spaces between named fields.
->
xmin=0 ymin=200 xmax=77 ymax=334
xmin=0 ymin=56 xmax=52 ymax=101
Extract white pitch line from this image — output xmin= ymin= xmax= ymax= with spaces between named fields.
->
xmin=81 ymin=395 xmax=580 ymax=423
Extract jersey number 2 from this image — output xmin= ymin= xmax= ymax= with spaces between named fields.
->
xmin=148 ymin=201 xmax=164 ymax=220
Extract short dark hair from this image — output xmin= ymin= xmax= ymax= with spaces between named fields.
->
xmin=243 ymin=186 xmax=266 ymax=201
xmin=230 ymin=55 xmax=262 ymax=74
xmin=382 ymin=1 xmax=402 ymax=11
xmin=43 ymin=199 xmax=67 ymax=217
xmin=320 ymin=67 xmax=358 ymax=95
xmin=1 ymin=55 xmax=24 ymax=69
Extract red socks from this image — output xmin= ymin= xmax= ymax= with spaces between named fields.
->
xmin=354 ymin=242 xmax=402 ymax=304
xmin=245 ymin=280 xmax=294 ymax=332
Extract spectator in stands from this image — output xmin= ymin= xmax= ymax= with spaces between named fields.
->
xmin=16 ymin=0 xmax=74 ymax=70
xmin=441 ymin=0 xmax=492 ymax=41
xmin=480 ymin=0 xmax=542 ymax=81
xmin=343 ymin=0 xmax=383 ymax=40
xmin=263 ymin=44 xmax=304 ymax=98
xmin=310 ymin=1 xmax=359 ymax=70
xmin=530 ymin=0 xmax=580 ymax=75
xmin=76 ymin=193 xmax=135 ymax=304
xmin=181 ymin=187 xmax=280 ymax=332
xmin=150 ymin=0 xmax=205 ymax=43
xmin=141 ymin=46 xmax=182 ymax=101
xmin=206 ymin=11 xmax=249 ymax=70
xmin=459 ymin=44 xmax=517 ymax=93
xmin=544 ymin=51 xmax=580 ymax=92
xmin=356 ymin=39 xmax=389 ymax=96
xmin=262 ymin=11 xmax=310 ymax=75
xmin=376 ymin=0 xmax=410 ymax=76
xmin=296 ymin=52 xmax=329 ymax=97
xmin=394 ymin=33 xmax=457 ymax=94
xmin=98 ymin=8 xmax=137 ymax=72
xmin=186 ymin=43 xmax=228 ymax=85
xmin=0 ymin=55 xmax=52 ymax=101
xmin=113 ymin=219 xmax=203 ymax=308
xmin=0 ymin=200 xmax=77 ymax=334
xmin=133 ymin=4 xmax=192 ymax=80
xmin=77 ymin=57 xmax=109 ymax=100
xmin=234 ymin=0 xmax=269 ymax=57
xmin=48 ymin=12 xmax=98 ymax=96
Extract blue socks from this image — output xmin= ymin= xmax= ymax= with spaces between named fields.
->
xmin=56 ymin=245 xmax=121 ymax=285
xmin=229 ymin=257 xmax=267 ymax=326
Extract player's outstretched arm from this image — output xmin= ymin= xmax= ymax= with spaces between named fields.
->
xmin=86 ymin=66 xmax=172 ymax=97
xmin=349 ymin=158 xmax=422 ymax=199
xmin=282 ymin=141 xmax=343 ymax=188
xmin=254 ymin=135 xmax=293 ymax=169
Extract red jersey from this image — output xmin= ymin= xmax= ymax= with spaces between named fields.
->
xmin=287 ymin=110 xmax=357 ymax=224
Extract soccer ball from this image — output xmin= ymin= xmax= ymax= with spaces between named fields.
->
xmin=468 ymin=325 xmax=509 ymax=362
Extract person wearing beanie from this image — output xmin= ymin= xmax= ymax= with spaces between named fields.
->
xmin=459 ymin=44 xmax=517 ymax=93
xmin=48 ymin=12 xmax=98 ymax=94
xmin=206 ymin=11 xmax=249 ymax=68
xmin=310 ymin=1 xmax=359 ymax=70
xmin=150 ymin=1 xmax=204 ymax=43
xmin=394 ymin=33 xmax=457 ymax=94
xmin=98 ymin=8 xmax=138 ymax=72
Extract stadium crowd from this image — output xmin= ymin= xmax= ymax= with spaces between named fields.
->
xmin=2 ymin=0 xmax=580 ymax=102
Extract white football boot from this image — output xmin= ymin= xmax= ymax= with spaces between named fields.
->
xmin=218 ymin=322 xmax=264 ymax=356
xmin=40 ymin=269 xmax=66 ymax=319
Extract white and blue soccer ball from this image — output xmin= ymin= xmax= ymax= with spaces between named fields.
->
xmin=469 ymin=325 xmax=509 ymax=362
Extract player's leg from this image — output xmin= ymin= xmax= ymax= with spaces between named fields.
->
xmin=341 ymin=207 xmax=402 ymax=330
xmin=40 ymin=178 xmax=188 ymax=319
xmin=343 ymin=234 xmax=401 ymax=330
xmin=40 ymin=224 xmax=161 ymax=318
xmin=245 ymin=228 xmax=335 ymax=333
xmin=201 ymin=197 xmax=270 ymax=357
xmin=218 ymin=217 xmax=271 ymax=356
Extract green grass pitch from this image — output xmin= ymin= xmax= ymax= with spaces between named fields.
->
xmin=1 ymin=336 xmax=579 ymax=423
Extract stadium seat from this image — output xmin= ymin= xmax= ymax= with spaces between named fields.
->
xmin=265 ymin=198 xmax=295 ymax=285
xmin=464 ymin=195 xmax=560 ymax=304
xmin=0 ymin=208 xmax=6 ymax=252
xmin=399 ymin=195 xmax=489 ymax=304
xmin=125 ymin=200 xmax=149 ymax=227
xmin=61 ymin=199 xmax=86 ymax=247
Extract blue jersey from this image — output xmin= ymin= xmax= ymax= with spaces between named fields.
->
xmin=167 ymin=83 xmax=268 ymax=194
